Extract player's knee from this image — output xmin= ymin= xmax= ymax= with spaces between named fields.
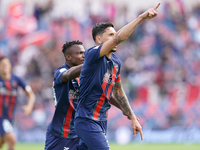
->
xmin=0 ymin=139 xmax=4 ymax=148
xmin=7 ymin=136 xmax=17 ymax=147
xmin=0 ymin=143 xmax=4 ymax=148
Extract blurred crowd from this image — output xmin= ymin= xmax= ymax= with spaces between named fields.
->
xmin=0 ymin=0 xmax=200 ymax=142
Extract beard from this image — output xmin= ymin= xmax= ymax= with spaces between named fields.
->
xmin=110 ymin=47 xmax=117 ymax=52
xmin=110 ymin=49 xmax=116 ymax=52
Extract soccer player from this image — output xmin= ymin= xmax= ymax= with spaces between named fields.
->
xmin=74 ymin=3 xmax=161 ymax=150
xmin=0 ymin=57 xmax=35 ymax=150
xmin=44 ymin=40 xmax=130 ymax=150
xmin=44 ymin=41 xmax=85 ymax=150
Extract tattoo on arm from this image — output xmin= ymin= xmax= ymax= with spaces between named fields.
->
xmin=113 ymin=81 xmax=133 ymax=116
xmin=113 ymin=36 xmax=123 ymax=45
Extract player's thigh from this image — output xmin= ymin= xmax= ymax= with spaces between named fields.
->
xmin=75 ymin=118 xmax=110 ymax=150
xmin=0 ymin=118 xmax=13 ymax=137
xmin=44 ymin=130 xmax=80 ymax=150
xmin=0 ymin=118 xmax=16 ymax=145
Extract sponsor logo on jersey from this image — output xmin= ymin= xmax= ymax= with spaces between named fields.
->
xmin=103 ymin=72 xmax=110 ymax=83
xmin=0 ymin=87 xmax=17 ymax=96
xmin=102 ymin=71 xmax=115 ymax=85
xmin=69 ymin=89 xmax=79 ymax=99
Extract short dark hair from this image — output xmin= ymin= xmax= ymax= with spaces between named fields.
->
xmin=0 ymin=56 xmax=9 ymax=63
xmin=62 ymin=40 xmax=83 ymax=56
xmin=92 ymin=22 xmax=114 ymax=42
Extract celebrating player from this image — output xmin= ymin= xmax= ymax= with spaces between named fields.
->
xmin=0 ymin=57 xmax=35 ymax=150
xmin=44 ymin=40 xmax=131 ymax=150
xmin=74 ymin=3 xmax=161 ymax=150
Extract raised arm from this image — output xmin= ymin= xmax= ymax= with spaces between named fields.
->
xmin=113 ymin=81 xmax=143 ymax=140
xmin=62 ymin=64 xmax=83 ymax=82
xmin=99 ymin=3 xmax=160 ymax=57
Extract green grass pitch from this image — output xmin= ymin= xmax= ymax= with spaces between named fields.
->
xmin=1 ymin=142 xmax=200 ymax=150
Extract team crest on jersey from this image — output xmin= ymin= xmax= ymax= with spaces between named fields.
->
xmin=114 ymin=64 xmax=119 ymax=72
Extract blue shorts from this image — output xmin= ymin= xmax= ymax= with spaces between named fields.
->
xmin=0 ymin=117 xmax=13 ymax=137
xmin=44 ymin=129 xmax=80 ymax=150
xmin=74 ymin=117 xmax=110 ymax=150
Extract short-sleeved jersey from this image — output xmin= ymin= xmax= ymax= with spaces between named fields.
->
xmin=75 ymin=45 xmax=121 ymax=121
xmin=47 ymin=63 xmax=80 ymax=139
xmin=0 ymin=74 xmax=27 ymax=121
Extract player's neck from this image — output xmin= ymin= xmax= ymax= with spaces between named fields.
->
xmin=0 ymin=73 xmax=11 ymax=80
xmin=65 ymin=62 xmax=73 ymax=68
xmin=106 ymin=52 xmax=112 ymax=59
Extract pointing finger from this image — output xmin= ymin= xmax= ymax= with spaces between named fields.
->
xmin=133 ymin=129 xmax=136 ymax=137
xmin=154 ymin=3 xmax=161 ymax=10
xmin=140 ymin=129 xmax=143 ymax=140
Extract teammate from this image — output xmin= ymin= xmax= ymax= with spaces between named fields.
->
xmin=44 ymin=40 xmax=85 ymax=150
xmin=74 ymin=3 xmax=161 ymax=150
xmin=0 ymin=57 xmax=35 ymax=150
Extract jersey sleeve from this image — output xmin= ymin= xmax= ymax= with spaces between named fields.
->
xmin=16 ymin=76 xmax=27 ymax=90
xmin=84 ymin=45 xmax=103 ymax=64
xmin=53 ymin=68 xmax=67 ymax=86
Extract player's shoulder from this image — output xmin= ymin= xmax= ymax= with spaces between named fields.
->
xmin=85 ymin=45 xmax=101 ymax=54
xmin=111 ymin=53 xmax=121 ymax=65
xmin=54 ymin=64 xmax=69 ymax=74
xmin=11 ymin=74 xmax=23 ymax=81
xmin=10 ymin=74 xmax=26 ymax=85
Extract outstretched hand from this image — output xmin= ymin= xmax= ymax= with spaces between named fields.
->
xmin=140 ymin=3 xmax=161 ymax=20
xmin=131 ymin=118 xmax=143 ymax=140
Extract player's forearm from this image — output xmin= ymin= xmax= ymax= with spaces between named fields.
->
xmin=27 ymin=90 xmax=35 ymax=110
xmin=114 ymin=3 xmax=160 ymax=45
xmin=113 ymin=15 xmax=144 ymax=45
xmin=62 ymin=64 xmax=83 ymax=82
xmin=113 ymin=88 xmax=137 ymax=120
xmin=110 ymin=94 xmax=121 ymax=109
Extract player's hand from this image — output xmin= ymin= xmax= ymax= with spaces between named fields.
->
xmin=131 ymin=117 xmax=143 ymax=140
xmin=22 ymin=105 xmax=33 ymax=116
xmin=140 ymin=3 xmax=160 ymax=20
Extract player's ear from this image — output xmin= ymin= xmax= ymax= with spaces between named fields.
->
xmin=66 ymin=54 xmax=71 ymax=61
xmin=95 ymin=35 xmax=102 ymax=45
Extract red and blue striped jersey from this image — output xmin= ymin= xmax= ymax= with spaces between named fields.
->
xmin=47 ymin=63 xmax=80 ymax=139
xmin=75 ymin=45 xmax=121 ymax=121
xmin=0 ymin=74 xmax=27 ymax=121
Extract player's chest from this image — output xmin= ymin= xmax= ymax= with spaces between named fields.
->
xmin=0 ymin=80 xmax=18 ymax=95
xmin=68 ymin=79 xmax=79 ymax=99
